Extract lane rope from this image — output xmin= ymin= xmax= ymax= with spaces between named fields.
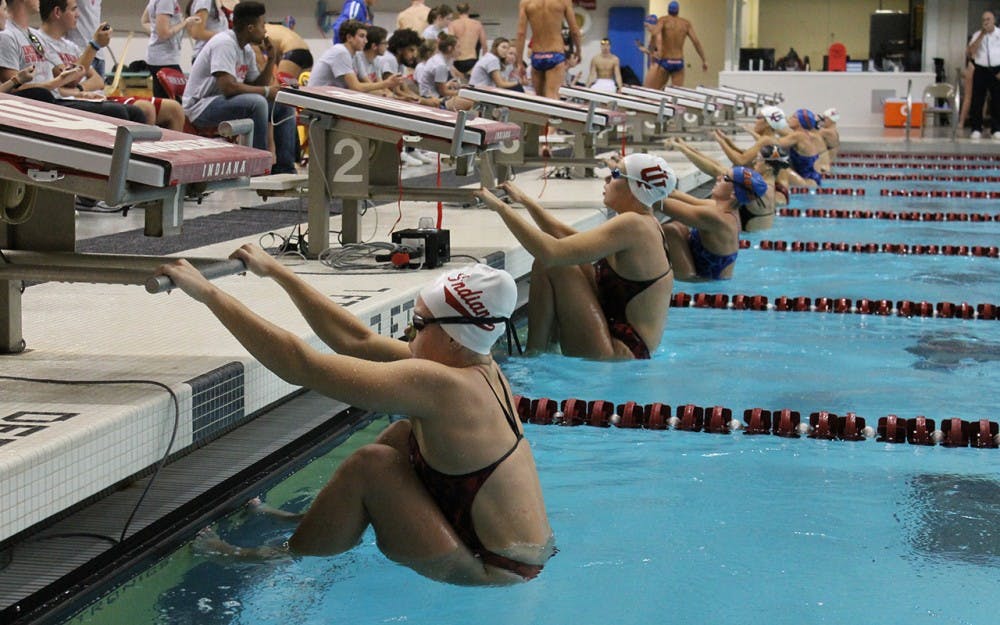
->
xmin=513 ymin=395 xmax=1000 ymax=448
xmin=776 ymin=207 xmax=999 ymax=222
xmin=747 ymin=239 xmax=999 ymax=259
xmin=667 ymin=291 xmax=999 ymax=320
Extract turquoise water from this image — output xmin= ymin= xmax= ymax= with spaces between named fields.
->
xmin=65 ymin=158 xmax=1000 ymax=624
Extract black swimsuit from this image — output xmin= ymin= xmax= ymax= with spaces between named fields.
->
xmin=593 ymin=228 xmax=672 ymax=359
xmin=409 ymin=368 xmax=548 ymax=579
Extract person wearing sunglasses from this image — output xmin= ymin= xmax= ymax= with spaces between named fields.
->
xmin=666 ymin=136 xmax=781 ymax=232
xmin=474 ymin=152 xmax=676 ymax=361
xmin=661 ymin=165 xmax=766 ymax=281
xmin=0 ymin=0 xmax=83 ymax=102
xmin=155 ymin=248 xmax=555 ymax=584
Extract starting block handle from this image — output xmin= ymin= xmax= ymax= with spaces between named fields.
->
xmin=108 ymin=124 xmax=163 ymax=206
xmin=218 ymin=118 xmax=254 ymax=146
xmin=145 ymin=258 xmax=247 ymax=294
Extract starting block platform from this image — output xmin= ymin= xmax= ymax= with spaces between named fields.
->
xmin=559 ymin=85 xmax=679 ymax=145
xmin=0 ymin=93 xmax=272 ymax=354
xmin=457 ymin=85 xmax=627 ymax=178
xmin=275 ymin=85 xmax=520 ymax=251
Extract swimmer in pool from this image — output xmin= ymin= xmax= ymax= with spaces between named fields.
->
xmin=661 ymin=166 xmax=766 ymax=281
xmin=474 ymin=153 xmax=676 ymax=360
xmin=156 ymin=251 xmax=555 ymax=585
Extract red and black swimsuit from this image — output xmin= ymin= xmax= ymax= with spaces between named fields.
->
xmin=408 ymin=368 xmax=549 ymax=579
xmin=593 ymin=231 xmax=672 ymax=359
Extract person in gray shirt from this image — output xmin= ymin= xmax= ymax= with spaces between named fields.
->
xmin=310 ymin=19 xmax=401 ymax=93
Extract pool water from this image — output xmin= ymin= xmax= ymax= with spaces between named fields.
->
xmin=65 ymin=157 xmax=1000 ymax=624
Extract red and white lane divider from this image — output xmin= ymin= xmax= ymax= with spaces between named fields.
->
xmin=788 ymin=187 xmax=866 ymax=195
xmin=668 ymin=291 xmax=1000 ymax=320
xmin=825 ymin=172 xmax=1000 ymax=183
xmin=751 ymin=239 xmax=1000 ymax=259
xmin=880 ymin=188 xmax=1000 ymax=199
xmin=777 ymin=208 xmax=999 ymax=222
xmin=513 ymin=396 xmax=1000 ymax=448
xmin=838 ymin=151 xmax=1000 ymax=162
xmin=834 ymin=161 xmax=999 ymax=170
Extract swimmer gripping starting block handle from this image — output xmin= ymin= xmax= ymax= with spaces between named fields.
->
xmin=145 ymin=259 xmax=247 ymax=294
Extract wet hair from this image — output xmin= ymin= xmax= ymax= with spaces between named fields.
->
xmin=364 ymin=25 xmax=387 ymax=50
xmin=338 ymin=18 xmax=367 ymax=42
xmin=437 ymin=32 xmax=458 ymax=54
xmin=490 ymin=37 xmax=509 ymax=56
xmin=456 ymin=2 xmax=470 ymax=14
xmin=233 ymin=1 xmax=266 ymax=32
xmin=388 ymin=28 xmax=422 ymax=55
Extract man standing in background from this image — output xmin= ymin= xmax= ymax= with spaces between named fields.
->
xmin=966 ymin=10 xmax=1000 ymax=139
xmin=449 ymin=2 xmax=484 ymax=78
xmin=396 ymin=0 xmax=429 ymax=33
xmin=515 ymin=0 xmax=580 ymax=100
xmin=645 ymin=1 xmax=706 ymax=89
xmin=331 ymin=0 xmax=371 ymax=44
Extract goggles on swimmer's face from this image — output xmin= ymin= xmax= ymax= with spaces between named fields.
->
xmin=609 ymin=167 xmax=647 ymax=187
xmin=404 ymin=313 xmax=523 ymax=354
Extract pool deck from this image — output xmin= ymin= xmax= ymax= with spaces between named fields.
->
xmin=0 ymin=119 xmax=995 ymax=621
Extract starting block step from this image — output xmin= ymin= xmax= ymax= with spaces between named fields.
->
xmin=249 ymin=173 xmax=309 ymax=191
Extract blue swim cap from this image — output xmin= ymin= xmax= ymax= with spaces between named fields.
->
xmin=668 ymin=1 xmax=680 ymax=15
xmin=795 ymin=109 xmax=818 ymax=131
xmin=730 ymin=166 xmax=768 ymax=204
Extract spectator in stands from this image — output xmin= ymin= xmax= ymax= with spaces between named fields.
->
xmin=416 ymin=32 xmax=471 ymax=109
xmin=38 ymin=0 xmax=185 ymax=129
xmin=0 ymin=64 xmax=35 ymax=93
xmin=310 ymin=19 xmax=401 ymax=93
xmin=186 ymin=0 xmax=228 ymax=63
xmin=449 ymin=2 xmax=483 ymax=78
xmin=182 ymin=1 xmax=297 ymax=174
xmin=0 ymin=0 xmax=142 ymax=115
xmin=66 ymin=0 xmax=105 ymax=76
xmin=469 ymin=37 xmax=520 ymax=89
xmin=422 ymin=4 xmax=452 ymax=42
xmin=354 ymin=23 xmax=386 ymax=84
xmin=142 ymin=0 xmax=201 ymax=98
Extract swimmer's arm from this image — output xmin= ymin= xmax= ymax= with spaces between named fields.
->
xmin=660 ymin=195 xmax=724 ymax=230
xmin=715 ymin=134 xmax=761 ymax=167
xmin=514 ymin=2 xmax=528 ymax=73
xmin=477 ymin=189 xmax=630 ymax=266
xmin=189 ymin=9 xmax=219 ymax=42
xmin=673 ymin=139 xmax=727 ymax=177
xmin=687 ymin=24 xmax=707 ymax=69
xmin=614 ymin=58 xmax=622 ymax=89
xmin=493 ymin=182 xmax=577 ymax=238
xmin=586 ymin=58 xmax=596 ymax=87
xmin=564 ymin=1 xmax=582 ymax=58
xmin=229 ymin=245 xmax=410 ymax=362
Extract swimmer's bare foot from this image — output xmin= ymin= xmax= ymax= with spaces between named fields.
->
xmin=247 ymin=497 xmax=304 ymax=524
xmin=193 ymin=526 xmax=289 ymax=560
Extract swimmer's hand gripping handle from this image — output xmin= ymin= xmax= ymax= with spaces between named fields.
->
xmin=146 ymin=259 xmax=247 ymax=294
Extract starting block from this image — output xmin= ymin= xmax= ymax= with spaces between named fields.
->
xmin=559 ymin=85 xmax=678 ymax=146
xmin=0 ymin=93 xmax=272 ymax=353
xmin=457 ymin=85 xmax=627 ymax=179
xmin=275 ymin=86 xmax=520 ymax=251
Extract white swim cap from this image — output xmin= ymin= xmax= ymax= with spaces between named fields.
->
xmin=759 ymin=105 xmax=789 ymax=131
xmin=822 ymin=107 xmax=840 ymax=123
xmin=418 ymin=264 xmax=518 ymax=355
xmin=620 ymin=153 xmax=677 ymax=207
